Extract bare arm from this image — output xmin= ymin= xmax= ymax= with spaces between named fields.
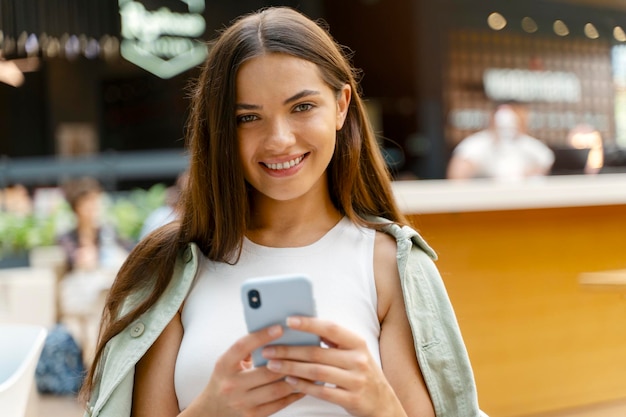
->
xmin=132 ymin=313 xmax=184 ymax=417
xmin=446 ymin=155 xmax=477 ymax=180
xmin=374 ymin=232 xmax=436 ymax=417
xmin=131 ymin=312 xmax=303 ymax=417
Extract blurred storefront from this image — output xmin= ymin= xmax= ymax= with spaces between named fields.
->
xmin=0 ymin=1 xmax=324 ymax=190
xmin=1 ymin=0 xmax=626 ymax=188
xmin=326 ymin=0 xmax=626 ymax=178
xmin=437 ymin=0 xmax=626 ymax=175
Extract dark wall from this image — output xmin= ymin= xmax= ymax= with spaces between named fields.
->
xmin=0 ymin=71 xmax=48 ymax=157
xmin=324 ymin=0 xmax=441 ymax=178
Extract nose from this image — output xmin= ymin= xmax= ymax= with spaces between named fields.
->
xmin=264 ymin=117 xmax=295 ymax=151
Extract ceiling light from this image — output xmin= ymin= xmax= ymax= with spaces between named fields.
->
xmin=553 ymin=20 xmax=569 ymax=37
xmin=584 ymin=23 xmax=599 ymax=39
xmin=0 ymin=60 xmax=25 ymax=87
xmin=488 ymin=12 xmax=507 ymax=31
xmin=521 ymin=17 xmax=538 ymax=33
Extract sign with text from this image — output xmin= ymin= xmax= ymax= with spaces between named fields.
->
xmin=119 ymin=0 xmax=208 ymax=78
xmin=483 ymin=68 xmax=581 ymax=103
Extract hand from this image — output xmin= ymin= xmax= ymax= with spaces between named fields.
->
xmin=193 ymin=324 xmax=305 ymax=417
xmin=261 ymin=317 xmax=406 ymax=417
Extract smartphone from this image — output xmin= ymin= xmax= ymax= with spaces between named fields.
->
xmin=241 ymin=274 xmax=321 ymax=367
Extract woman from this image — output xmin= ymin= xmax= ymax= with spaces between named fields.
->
xmin=81 ymin=7 xmax=483 ymax=417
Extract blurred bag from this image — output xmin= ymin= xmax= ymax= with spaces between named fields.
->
xmin=35 ymin=323 xmax=85 ymax=394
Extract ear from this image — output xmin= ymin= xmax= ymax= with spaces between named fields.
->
xmin=335 ymin=84 xmax=352 ymax=131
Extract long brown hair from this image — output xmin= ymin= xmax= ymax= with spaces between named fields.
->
xmin=81 ymin=6 xmax=407 ymax=401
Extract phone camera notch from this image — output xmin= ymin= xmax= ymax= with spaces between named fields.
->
xmin=248 ymin=289 xmax=261 ymax=309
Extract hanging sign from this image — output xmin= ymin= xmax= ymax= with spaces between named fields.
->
xmin=119 ymin=0 xmax=208 ymax=79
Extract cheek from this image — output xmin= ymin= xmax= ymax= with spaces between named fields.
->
xmin=317 ymin=121 xmax=336 ymax=144
xmin=237 ymin=138 xmax=256 ymax=177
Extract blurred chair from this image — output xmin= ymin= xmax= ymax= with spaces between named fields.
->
xmin=0 ymin=324 xmax=47 ymax=417
xmin=0 ymin=267 xmax=57 ymax=328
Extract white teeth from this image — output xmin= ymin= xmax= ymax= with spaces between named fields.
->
xmin=266 ymin=156 xmax=303 ymax=170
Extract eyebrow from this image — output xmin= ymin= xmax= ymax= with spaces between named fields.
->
xmin=284 ymin=89 xmax=320 ymax=104
xmin=235 ymin=89 xmax=321 ymax=110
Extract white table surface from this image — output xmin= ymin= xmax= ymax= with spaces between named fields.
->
xmin=392 ymin=173 xmax=626 ymax=214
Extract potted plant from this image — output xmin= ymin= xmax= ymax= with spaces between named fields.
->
xmin=107 ymin=183 xmax=167 ymax=244
xmin=0 ymin=210 xmax=59 ymax=268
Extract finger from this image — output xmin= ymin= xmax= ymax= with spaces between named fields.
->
xmin=216 ymin=325 xmax=283 ymax=373
xmin=262 ymin=344 xmax=353 ymax=371
xmin=286 ymin=317 xmax=362 ymax=350
xmin=234 ymin=373 xmax=305 ymax=410
xmin=239 ymin=357 xmax=253 ymax=371
xmin=321 ymin=337 xmax=338 ymax=348
xmin=266 ymin=358 xmax=354 ymax=388
xmin=254 ymin=392 xmax=306 ymax=416
xmin=235 ymin=362 xmax=289 ymax=390
xmin=283 ymin=375 xmax=354 ymax=406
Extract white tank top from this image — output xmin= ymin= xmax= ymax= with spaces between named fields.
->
xmin=175 ymin=217 xmax=381 ymax=415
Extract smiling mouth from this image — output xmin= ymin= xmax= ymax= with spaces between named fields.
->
xmin=262 ymin=154 xmax=307 ymax=170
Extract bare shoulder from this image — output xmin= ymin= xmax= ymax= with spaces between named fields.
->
xmin=374 ymin=230 xmax=397 ymax=261
xmin=373 ymin=230 xmax=401 ymax=322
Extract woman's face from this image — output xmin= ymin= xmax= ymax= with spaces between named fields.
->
xmin=235 ymin=53 xmax=350 ymax=203
xmin=75 ymin=191 xmax=102 ymax=227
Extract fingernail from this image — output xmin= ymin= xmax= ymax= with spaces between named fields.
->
xmin=268 ymin=325 xmax=282 ymax=337
xmin=267 ymin=360 xmax=281 ymax=371
xmin=285 ymin=376 xmax=298 ymax=386
xmin=286 ymin=317 xmax=301 ymax=327
xmin=262 ymin=347 xmax=276 ymax=358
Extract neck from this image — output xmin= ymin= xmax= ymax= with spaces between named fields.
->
xmin=247 ymin=189 xmax=342 ymax=248
xmin=77 ymin=222 xmax=98 ymax=244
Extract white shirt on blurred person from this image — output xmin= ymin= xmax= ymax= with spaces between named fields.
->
xmin=447 ymin=104 xmax=555 ymax=181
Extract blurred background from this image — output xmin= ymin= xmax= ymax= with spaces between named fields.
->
xmin=1 ymin=1 xmax=625 ymax=416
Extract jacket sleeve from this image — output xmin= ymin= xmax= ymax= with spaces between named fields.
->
xmin=393 ymin=227 xmax=484 ymax=416
xmin=85 ymin=244 xmax=200 ymax=417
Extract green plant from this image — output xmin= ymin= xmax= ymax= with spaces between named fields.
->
xmin=0 ymin=210 xmax=61 ymax=258
xmin=107 ymin=183 xmax=168 ymax=244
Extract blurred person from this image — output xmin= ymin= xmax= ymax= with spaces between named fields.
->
xmin=139 ymin=171 xmax=189 ymax=240
xmin=56 ymin=177 xmax=130 ymax=366
xmin=56 ymin=177 xmax=128 ymax=272
xmin=566 ymin=124 xmax=604 ymax=175
xmin=447 ymin=102 xmax=554 ymax=181
xmin=0 ymin=183 xmax=33 ymax=215
xmin=80 ymin=6 xmax=484 ymax=417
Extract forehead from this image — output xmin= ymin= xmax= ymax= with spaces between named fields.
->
xmin=235 ymin=53 xmax=328 ymax=100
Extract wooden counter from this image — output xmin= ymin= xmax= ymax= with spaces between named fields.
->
xmin=392 ymin=175 xmax=626 ymax=417
xmin=579 ymin=269 xmax=626 ymax=292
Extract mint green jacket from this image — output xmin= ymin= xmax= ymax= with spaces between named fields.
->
xmin=84 ymin=221 xmax=486 ymax=417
